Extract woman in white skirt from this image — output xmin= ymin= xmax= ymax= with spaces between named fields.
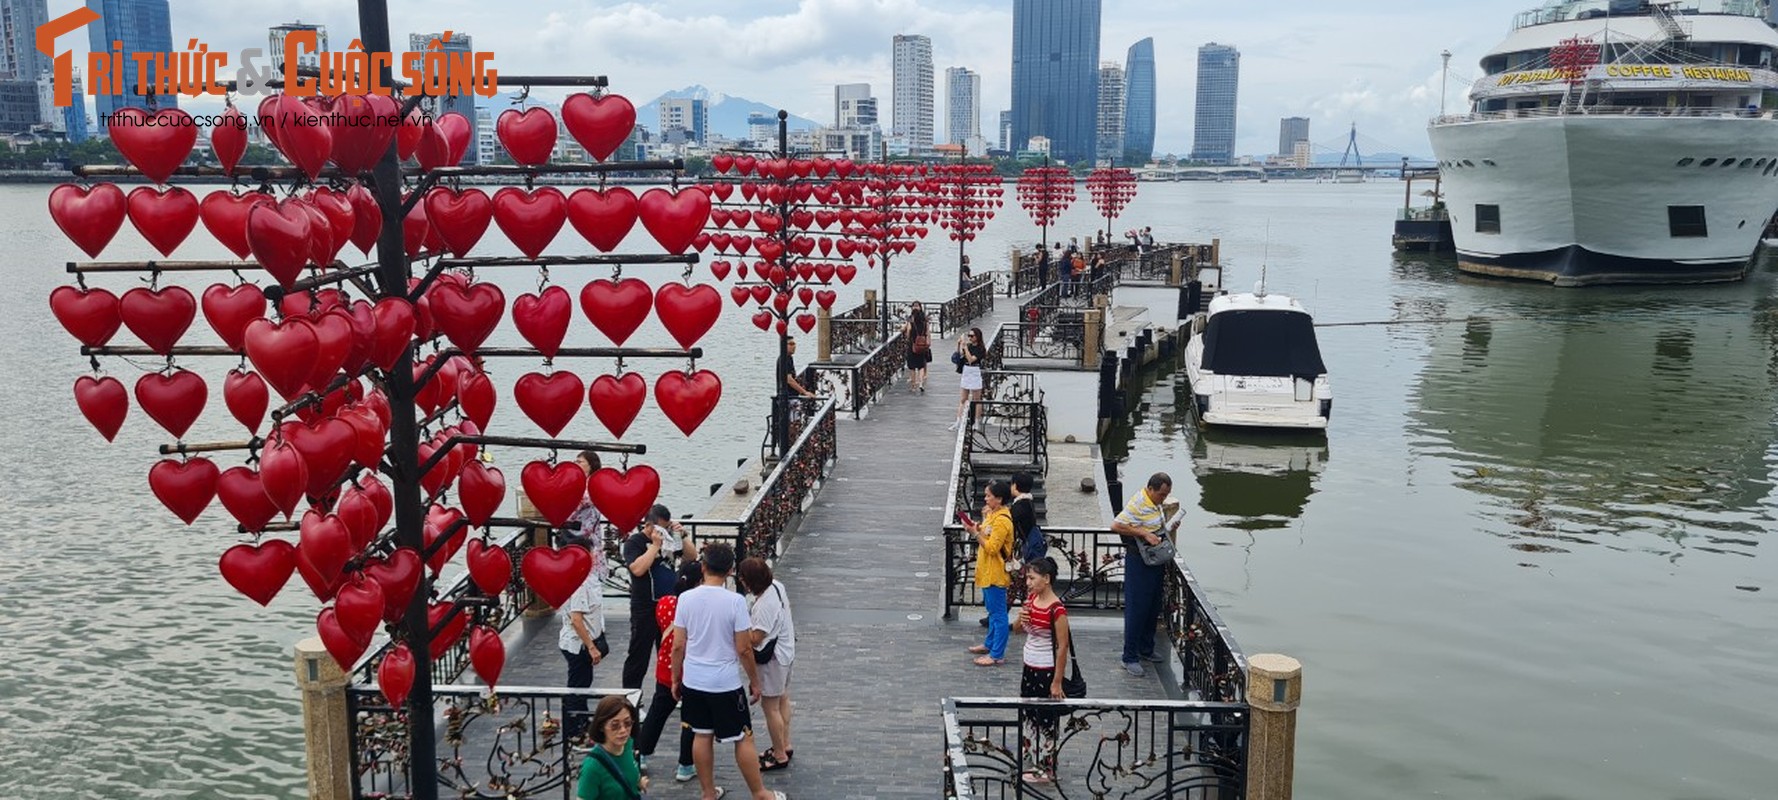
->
xmin=951 ymin=327 xmax=987 ymax=431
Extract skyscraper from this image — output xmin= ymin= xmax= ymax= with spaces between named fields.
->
xmin=1122 ymin=37 xmax=1156 ymax=165
xmin=1278 ymin=116 xmax=1310 ymax=157
xmin=1191 ymin=42 xmax=1240 ymax=163
xmin=1011 ymin=0 xmax=1101 ymax=164
xmin=1096 ymin=62 xmax=1124 ymax=165
xmin=0 ymin=0 xmax=51 ymax=80
xmin=835 ymin=83 xmax=877 ymax=128
xmin=891 ymin=34 xmax=933 ymax=156
xmin=998 ymin=110 xmax=1012 ymax=152
xmin=409 ymin=32 xmax=477 ymax=164
xmin=945 ymin=67 xmax=979 ymax=146
xmin=269 ymin=22 xmax=328 ymax=72
xmin=659 ymin=97 xmax=708 ymax=145
xmin=86 ymin=0 xmax=177 ymax=129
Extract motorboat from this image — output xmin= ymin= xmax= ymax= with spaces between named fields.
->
xmin=1184 ymin=287 xmax=1332 ymax=430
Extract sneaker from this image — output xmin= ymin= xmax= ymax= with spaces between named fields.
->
xmin=947 ymin=419 xmax=960 ymax=431
xmin=1139 ymin=651 xmax=1167 ymax=663
xmin=1122 ymin=660 xmax=1145 ymax=677
xmin=674 ymin=764 xmax=697 ymax=783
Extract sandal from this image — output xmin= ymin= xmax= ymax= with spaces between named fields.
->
xmin=760 ymin=748 xmax=794 ymax=771
xmin=966 ymin=645 xmax=989 ymax=654
xmin=1021 ymin=770 xmax=1054 ymax=784
xmin=972 ymin=656 xmax=1004 ymax=667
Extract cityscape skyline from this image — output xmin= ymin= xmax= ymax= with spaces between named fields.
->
xmin=1190 ymin=42 xmax=1240 ymax=163
xmin=29 ymin=0 xmax=1532 ymax=159
xmin=1010 ymin=0 xmax=1101 ymax=164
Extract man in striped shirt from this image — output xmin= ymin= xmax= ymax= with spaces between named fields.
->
xmin=1110 ymin=472 xmax=1179 ymax=677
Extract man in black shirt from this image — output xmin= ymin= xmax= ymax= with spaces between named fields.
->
xmin=779 ymin=338 xmax=815 ymax=399
xmin=620 ymin=521 xmax=666 ymax=689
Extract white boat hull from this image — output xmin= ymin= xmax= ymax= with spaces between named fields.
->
xmin=1427 ymin=114 xmax=1778 ymax=285
xmin=1183 ymin=326 xmax=1331 ymax=431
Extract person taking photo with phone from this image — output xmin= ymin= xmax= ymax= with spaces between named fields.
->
xmin=960 ymin=480 xmax=1014 ymax=666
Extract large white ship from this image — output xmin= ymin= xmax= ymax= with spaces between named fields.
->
xmin=1429 ymin=0 xmax=1778 ymax=285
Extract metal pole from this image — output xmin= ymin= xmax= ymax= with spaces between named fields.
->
xmin=1440 ymin=50 xmax=1452 ymax=117
xmin=773 ymin=110 xmax=791 ymax=460
xmin=956 ymin=148 xmax=968 ymax=296
xmin=357 ymin=2 xmax=436 ymax=797
xmin=879 ymin=139 xmax=890 ymax=344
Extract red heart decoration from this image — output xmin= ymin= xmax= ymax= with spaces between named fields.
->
xmin=520 ymin=460 xmax=585 ymax=528
xmin=653 ymin=283 xmax=722 ymax=350
xmin=458 ymin=372 xmax=496 ymax=431
xmin=638 ymin=187 xmax=711 ymax=253
xmin=729 ymin=285 xmax=750 ymax=307
xmin=436 ymin=111 xmax=473 ymax=165
xmin=837 ymin=264 xmax=858 ymax=284
xmin=567 ymin=187 xmax=638 ymax=252
xmin=336 ymin=487 xmax=380 ymax=550
xmin=218 ymin=540 xmax=295 ymax=606
xmin=73 ymin=375 xmax=127 ymax=440
xmin=270 ymin=96 xmax=332 ymax=180
xmin=428 ymin=602 xmax=467 ymax=658
xmin=283 ymin=418 xmax=356 ymax=499
xmin=108 ymin=107 xmax=197 ymax=183
xmin=512 ymin=286 xmax=572 ymax=359
xmin=578 ymin=278 xmax=652 ymax=345
xmin=514 ymin=371 xmax=585 ymax=437
xmin=348 ymin=185 xmax=382 ymax=255
xmin=750 ymin=285 xmax=771 ymax=305
xmin=49 ymin=286 xmax=121 ymax=347
xmin=710 ymin=260 xmax=731 ymax=281
xmin=259 ymin=440 xmax=309 ymax=520
xmin=751 ymin=310 xmax=772 ymax=330
xmin=126 ymin=185 xmax=199 ymax=257
xmin=298 ymin=510 xmax=352 ymax=597
xmin=587 ymin=465 xmax=660 ymax=533
xmin=561 ymin=93 xmax=636 ymax=161
xmin=308 ymin=188 xmax=355 ymax=266
xmin=497 ymin=107 xmax=558 ymax=166
xmin=815 ymin=290 xmax=837 ymax=309
xmin=221 ymin=369 xmax=269 ymax=433
xmin=588 ymin=372 xmax=646 ymax=438
xmin=212 ymin=107 xmax=249 ymax=173
xmin=468 ymin=625 xmax=505 ymax=687
xmin=247 ymin=200 xmax=313 ymax=288
xmin=796 ymin=313 xmax=817 ymax=333
xmin=492 ymin=187 xmax=567 ymax=258
xmin=712 ymin=154 xmax=734 ymax=173
xmin=200 ymin=283 xmax=266 ymax=352
xmin=459 ymin=462 xmax=506 ymax=527
xmin=119 ymin=286 xmax=195 ymax=356
xmin=364 ymin=548 xmax=422 ymax=623
xmin=396 ymin=108 xmax=424 ymax=160
xmin=135 ymin=370 xmax=206 ymax=439
xmin=148 ymin=457 xmax=218 ymax=524
xmin=424 ymin=187 xmax=494 ymax=258
xmin=519 ymin=545 xmax=591 ymax=608
xmin=428 ymin=281 xmax=505 ymax=355
xmin=654 ymin=370 xmax=722 ymax=436
xmin=466 ymin=539 xmax=513 ymax=596
xmin=340 ymin=406 xmax=385 ymax=471
xmin=316 ymin=608 xmax=368 ymax=669
xmin=216 ymin=465 xmax=279 ymax=532
xmin=331 ymin=94 xmax=400 ymax=175
xmin=415 ymin=120 xmax=451 ymax=171
xmin=366 ymin=298 xmax=416 ymax=371
xmin=334 ymin=576 xmax=386 ymax=644
xmin=306 ymin=310 xmax=355 ymax=395
xmin=377 ymin=643 xmax=416 ymax=708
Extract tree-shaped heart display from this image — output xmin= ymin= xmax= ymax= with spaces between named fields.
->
xmin=1086 ymin=166 xmax=1140 ymax=241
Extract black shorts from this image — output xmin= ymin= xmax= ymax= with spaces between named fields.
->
xmin=680 ymin=686 xmax=753 ymax=743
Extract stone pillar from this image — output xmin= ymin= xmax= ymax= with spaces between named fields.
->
xmin=295 ymin=637 xmax=351 ymax=800
xmin=516 ymin=492 xmax=551 ymax=618
xmin=816 ymin=306 xmax=833 ymax=361
xmin=1211 ymin=237 xmax=1222 ymax=267
xmin=1082 ymin=308 xmax=1103 ymax=370
xmin=1169 ymin=252 xmax=1185 ymax=286
xmin=1246 ymin=653 xmax=1303 ymax=800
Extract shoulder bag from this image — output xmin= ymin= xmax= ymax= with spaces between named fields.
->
xmin=1137 ymin=534 xmax=1176 ymax=567
xmin=1048 ymin=613 xmax=1087 ymax=699
xmin=913 ymin=332 xmax=931 ymax=354
xmin=587 ymin=747 xmax=643 ymax=800
xmin=753 ymin=583 xmax=785 ymax=665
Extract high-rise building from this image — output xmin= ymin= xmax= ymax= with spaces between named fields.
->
xmin=891 ymin=34 xmax=933 ymax=155
xmin=1278 ymin=116 xmax=1310 ymax=157
xmin=748 ymin=112 xmax=776 ymax=146
xmin=1011 ymin=0 xmax=1101 ymax=164
xmin=998 ymin=110 xmax=1012 ymax=152
xmin=835 ymin=83 xmax=871 ymax=126
xmin=0 ymin=0 xmax=51 ymax=81
xmin=269 ymin=21 xmax=327 ymax=72
xmin=659 ymin=97 xmax=708 ymax=145
xmin=1122 ymin=37 xmax=1156 ymax=165
xmin=475 ymin=107 xmax=496 ymax=166
xmin=1096 ymin=62 xmax=1125 ymax=165
xmin=945 ymin=67 xmax=979 ymax=147
xmin=409 ymin=32 xmax=477 ymax=164
xmin=87 ymin=0 xmax=177 ymax=130
xmin=1191 ymin=42 xmax=1240 ymax=164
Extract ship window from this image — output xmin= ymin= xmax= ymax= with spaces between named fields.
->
xmin=1677 ymin=158 xmax=1695 ymax=167
xmin=1475 ymin=204 xmax=1501 ymax=234
xmin=1462 ymin=160 xmax=1475 ymax=167
xmin=1721 ymin=158 xmax=1737 ymax=168
xmin=1700 ymin=158 xmax=1718 ymax=167
xmin=1758 ymin=159 xmax=1769 ymax=167
xmin=1741 ymin=159 xmax=1756 ymax=168
xmin=1483 ymin=159 xmax=1497 ymax=166
xmin=1668 ymin=206 xmax=1708 ymax=238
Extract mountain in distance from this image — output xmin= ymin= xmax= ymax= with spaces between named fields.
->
xmin=634 ymin=86 xmax=824 ymax=141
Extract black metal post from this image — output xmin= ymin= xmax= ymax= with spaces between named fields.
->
xmin=955 ymin=148 xmax=969 ymax=296
xmin=771 ymin=110 xmax=792 ymax=461
xmin=879 ymin=141 xmax=891 ymax=343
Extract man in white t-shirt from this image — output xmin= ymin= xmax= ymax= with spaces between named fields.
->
xmin=669 ymin=543 xmax=784 ymax=800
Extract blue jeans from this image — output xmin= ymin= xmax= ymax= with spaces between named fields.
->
xmin=1122 ymin=551 xmax=1163 ymax=664
xmin=982 ymin=586 xmax=1010 ymax=660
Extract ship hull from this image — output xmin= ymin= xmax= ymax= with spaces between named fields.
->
xmin=1428 ymin=114 xmax=1778 ymax=286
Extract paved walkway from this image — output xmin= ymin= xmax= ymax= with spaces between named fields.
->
xmin=504 ymin=294 xmax=1176 ymax=799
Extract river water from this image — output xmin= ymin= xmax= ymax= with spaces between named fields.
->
xmin=2 ymin=180 xmax=1774 ymax=797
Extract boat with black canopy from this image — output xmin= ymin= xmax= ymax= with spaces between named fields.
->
xmin=1183 ymin=284 xmax=1333 ymax=431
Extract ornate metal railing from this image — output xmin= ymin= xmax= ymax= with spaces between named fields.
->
xmin=810 ymin=329 xmax=907 ymax=417
xmin=1164 ymin=552 xmax=1249 ymax=704
xmin=982 ymin=370 xmax=1043 ymax=406
xmin=829 ymin=317 xmax=884 ymax=355
xmin=1000 ymin=320 xmax=1087 ymax=366
xmin=739 ymin=396 xmax=838 ymax=558
xmin=982 ymin=325 xmax=1007 ymax=372
xmin=1018 ymin=284 xmax=1061 ymax=325
xmin=346 ymin=685 xmax=642 ymax=800
xmin=941 ymin=275 xmax=997 ymax=336
xmin=940 ymin=697 xmax=1249 ymax=799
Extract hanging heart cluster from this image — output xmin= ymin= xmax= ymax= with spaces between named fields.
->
xmin=933 ymin=163 xmax=1005 ymax=243
xmin=1015 ymin=166 xmax=1077 ymax=227
xmin=1086 ymin=167 xmax=1140 ymax=223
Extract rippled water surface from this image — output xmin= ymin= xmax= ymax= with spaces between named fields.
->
xmin=4 ymin=180 xmax=1776 ymax=797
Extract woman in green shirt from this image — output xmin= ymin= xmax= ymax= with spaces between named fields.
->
xmin=576 ymin=695 xmax=648 ymax=799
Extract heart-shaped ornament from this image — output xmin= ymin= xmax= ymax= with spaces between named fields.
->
xmin=561 ymin=93 xmax=635 ymax=161
xmin=49 ymin=286 xmax=121 ymax=347
xmin=497 ymin=107 xmax=558 ymax=166
xmin=458 ymin=461 xmax=506 ymax=527
xmin=578 ymin=278 xmax=651 ymax=345
xmin=218 ymin=540 xmax=296 ymax=606
xmin=587 ymin=372 xmax=646 ymax=439
xmin=586 ymin=465 xmax=660 ymax=534
xmin=364 ymin=548 xmax=422 ymax=623
xmin=519 ymin=460 xmax=586 ymax=528
xmin=514 ymin=371 xmax=585 ymax=437
xmin=511 ymin=286 xmax=572 ymax=359
xmin=134 ymin=370 xmax=207 ymax=439
xmin=566 ymin=187 xmax=638 ymax=252
xmin=466 ymin=539 xmax=513 ymax=596
xmin=654 ymin=370 xmax=722 ymax=436
xmin=47 ymin=183 xmax=125 ymax=258
xmin=519 ymin=545 xmax=591 ymax=608
xmin=148 ymin=457 xmax=218 ymax=524
xmin=653 ymin=283 xmax=722 ymax=350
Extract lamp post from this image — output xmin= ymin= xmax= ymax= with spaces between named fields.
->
xmin=1440 ymin=49 xmax=1453 ymax=116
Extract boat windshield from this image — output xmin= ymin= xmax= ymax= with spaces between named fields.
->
xmin=1513 ymin=0 xmax=1764 ymax=28
xmin=1201 ymin=310 xmax=1327 ymax=379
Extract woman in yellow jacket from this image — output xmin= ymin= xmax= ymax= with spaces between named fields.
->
xmin=962 ymin=480 xmax=1015 ymax=666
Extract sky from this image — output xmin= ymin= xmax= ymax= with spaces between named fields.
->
xmin=50 ymin=0 xmax=1550 ymax=159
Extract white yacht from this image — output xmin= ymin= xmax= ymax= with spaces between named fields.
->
xmin=1429 ymin=0 xmax=1778 ymax=285
xmin=1184 ymin=291 xmax=1332 ymax=431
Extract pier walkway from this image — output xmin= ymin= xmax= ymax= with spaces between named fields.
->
xmin=501 ymin=292 xmax=1179 ymax=798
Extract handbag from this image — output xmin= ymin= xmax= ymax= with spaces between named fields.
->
xmin=592 ymin=633 xmax=610 ymax=659
xmin=913 ymin=333 xmax=931 ymax=354
xmin=753 ymin=583 xmax=785 ymax=665
xmin=1137 ymin=535 xmax=1176 ymax=566
xmin=587 ymin=747 xmax=643 ymax=800
xmin=1048 ymin=617 xmax=1087 ymax=699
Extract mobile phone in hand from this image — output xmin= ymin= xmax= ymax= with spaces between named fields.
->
xmin=956 ymin=510 xmax=973 ymax=525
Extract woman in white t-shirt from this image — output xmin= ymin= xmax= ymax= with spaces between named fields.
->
xmin=738 ymin=556 xmax=796 ymax=772
xmin=557 ymin=558 xmax=606 ymax=744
